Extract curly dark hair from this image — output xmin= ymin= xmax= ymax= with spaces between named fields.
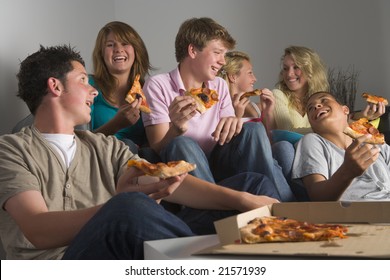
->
xmin=17 ymin=44 xmax=85 ymax=114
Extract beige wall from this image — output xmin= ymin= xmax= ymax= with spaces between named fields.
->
xmin=1 ymin=0 xmax=389 ymax=135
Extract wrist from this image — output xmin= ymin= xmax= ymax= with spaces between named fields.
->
xmin=170 ymin=123 xmax=186 ymax=135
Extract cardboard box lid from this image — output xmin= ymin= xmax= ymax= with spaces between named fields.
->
xmin=272 ymin=201 xmax=390 ymax=224
xmin=209 ymin=201 xmax=390 ymax=258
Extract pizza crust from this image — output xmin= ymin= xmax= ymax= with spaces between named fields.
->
xmin=185 ymin=91 xmax=207 ymax=114
xmin=343 ymin=123 xmax=385 ymax=144
xmin=362 ymin=92 xmax=388 ymax=105
xmin=127 ymin=159 xmax=196 ymax=179
xmin=241 ymin=89 xmax=262 ymax=99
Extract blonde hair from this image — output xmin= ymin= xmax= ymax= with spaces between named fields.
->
xmin=92 ymin=21 xmax=152 ymax=104
xmin=218 ymin=51 xmax=250 ymax=95
xmin=276 ymin=46 xmax=329 ymax=111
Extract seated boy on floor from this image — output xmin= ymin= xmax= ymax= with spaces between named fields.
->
xmin=292 ymin=91 xmax=390 ymax=201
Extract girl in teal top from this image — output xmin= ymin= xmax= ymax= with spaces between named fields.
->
xmin=90 ymin=21 xmax=153 ymax=153
xmin=89 ymin=76 xmax=147 ymax=148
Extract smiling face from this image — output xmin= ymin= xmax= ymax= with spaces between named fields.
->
xmin=61 ymin=61 xmax=98 ymax=126
xmin=282 ymin=54 xmax=308 ymax=95
xmin=233 ymin=59 xmax=257 ymax=94
xmin=103 ymin=31 xmax=135 ymax=76
xmin=306 ymin=92 xmax=349 ymax=133
xmin=192 ymin=39 xmax=228 ymax=82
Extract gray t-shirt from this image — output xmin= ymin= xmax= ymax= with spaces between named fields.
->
xmin=292 ymin=133 xmax=390 ymax=201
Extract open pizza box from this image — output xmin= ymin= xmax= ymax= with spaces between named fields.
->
xmin=196 ymin=201 xmax=390 ymax=259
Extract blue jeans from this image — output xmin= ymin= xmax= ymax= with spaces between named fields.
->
xmin=62 ymin=192 xmax=194 ymax=260
xmin=272 ymin=140 xmax=310 ymax=201
xmin=160 ymin=136 xmax=215 ymax=182
xmin=176 ymin=172 xmax=281 ymax=235
xmin=161 ymin=122 xmax=295 ymax=201
xmin=272 ymin=140 xmax=295 ymax=180
xmin=120 ymin=138 xmax=139 ymax=154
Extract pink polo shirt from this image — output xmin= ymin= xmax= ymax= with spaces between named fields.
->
xmin=142 ymin=67 xmax=235 ymax=156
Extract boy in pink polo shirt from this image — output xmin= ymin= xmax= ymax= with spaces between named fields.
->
xmin=142 ymin=18 xmax=295 ymax=210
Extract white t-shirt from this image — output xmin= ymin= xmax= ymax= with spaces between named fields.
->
xmin=42 ymin=133 xmax=76 ymax=168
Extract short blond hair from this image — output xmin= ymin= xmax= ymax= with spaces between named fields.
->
xmin=218 ymin=51 xmax=250 ymax=94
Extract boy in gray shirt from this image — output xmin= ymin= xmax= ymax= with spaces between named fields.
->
xmin=292 ymin=91 xmax=390 ymax=201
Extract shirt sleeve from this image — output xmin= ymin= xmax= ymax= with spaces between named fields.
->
xmin=142 ymin=75 xmax=172 ymax=127
xmin=292 ymin=133 xmax=331 ymax=181
xmin=272 ymin=89 xmax=294 ymax=131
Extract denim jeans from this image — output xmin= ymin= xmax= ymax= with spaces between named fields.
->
xmin=272 ymin=140 xmax=310 ymax=201
xmin=176 ymin=172 xmax=281 ymax=235
xmin=62 ymin=192 xmax=194 ymax=260
xmin=272 ymin=140 xmax=295 ymax=180
xmin=160 ymin=136 xmax=215 ymax=182
xmin=161 ymin=122 xmax=295 ymax=202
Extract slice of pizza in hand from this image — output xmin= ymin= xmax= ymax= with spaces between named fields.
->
xmin=240 ymin=89 xmax=263 ymax=100
xmin=125 ymin=74 xmax=151 ymax=113
xmin=240 ymin=216 xmax=348 ymax=244
xmin=362 ymin=92 xmax=388 ymax=105
xmin=343 ymin=117 xmax=385 ymax=144
xmin=127 ymin=159 xmax=196 ymax=179
xmin=185 ymin=86 xmax=219 ymax=114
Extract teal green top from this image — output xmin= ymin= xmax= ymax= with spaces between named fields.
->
xmin=89 ymin=76 xmax=148 ymax=146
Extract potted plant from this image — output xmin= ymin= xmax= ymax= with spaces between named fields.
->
xmin=328 ymin=66 xmax=359 ymax=111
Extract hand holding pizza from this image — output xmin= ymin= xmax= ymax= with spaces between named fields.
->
xmin=361 ymin=102 xmax=386 ymax=121
xmin=168 ymin=96 xmax=197 ymax=134
xmin=212 ymin=116 xmax=243 ymax=145
xmin=258 ymin=88 xmax=275 ymax=114
xmin=116 ymin=161 xmax=188 ymax=202
xmin=232 ymin=92 xmax=251 ymax=118
xmin=361 ymin=92 xmax=387 ymax=120
xmin=114 ymin=102 xmax=141 ymax=127
xmin=343 ymin=133 xmax=380 ymax=178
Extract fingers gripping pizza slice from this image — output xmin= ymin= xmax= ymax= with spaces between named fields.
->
xmin=185 ymin=86 xmax=219 ymax=114
xmin=362 ymin=93 xmax=388 ymax=105
xmin=240 ymin=89 xmax=263 ymax=100
xmin=240 ymin=216 xmax=348 ymax=244
xmin=127 ymin=159 xmax=196 ymax=179
xmin=344 ymin=118 xmax=385 ymax=144
xmin=125 ymin=74 xmax=151 ymax=113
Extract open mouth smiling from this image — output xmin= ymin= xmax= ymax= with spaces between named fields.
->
xmin=113 ymin=56 xmax=127 ymax=62
xmin=316 ymin=109 xmax=329 ymax=119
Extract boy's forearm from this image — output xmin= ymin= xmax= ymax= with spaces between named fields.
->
xmin=305 ymin=165 xmax=355 ymax=201
xmin=165 ymin=175 xmax=244 ymax=211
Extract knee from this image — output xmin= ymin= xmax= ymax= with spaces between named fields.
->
xmin=229 ymin=172 xmax=281 ymax=200
xmin=104 ymin=192 xmax=157 ymax=217
xmin=242 ymin=122 xmax=267 ymax=140
xmin=164 ymin=136 xmax=201 ymax=154
xmin=272 ymin=140 xmax=295 ymax=154
xmin=167 ymin=136 xmax=196 ymax=148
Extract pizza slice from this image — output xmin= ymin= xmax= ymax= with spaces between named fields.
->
xmin=362 ymin=92 xmax=388 ymax=105
xmin=185 ymin=86 xmax=219 ymax=114
xmin=240 ymin=216 xmax=348 ymax=244
xmin=125 ymin=74 xmax=151 ymax=113
xmin=127 ymin=159 xmax=196 ymax=179
xmin=343 ymin=117 xmax=385 ymax=144
xmin=240 ymin=89 xmax=262 ymax=100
